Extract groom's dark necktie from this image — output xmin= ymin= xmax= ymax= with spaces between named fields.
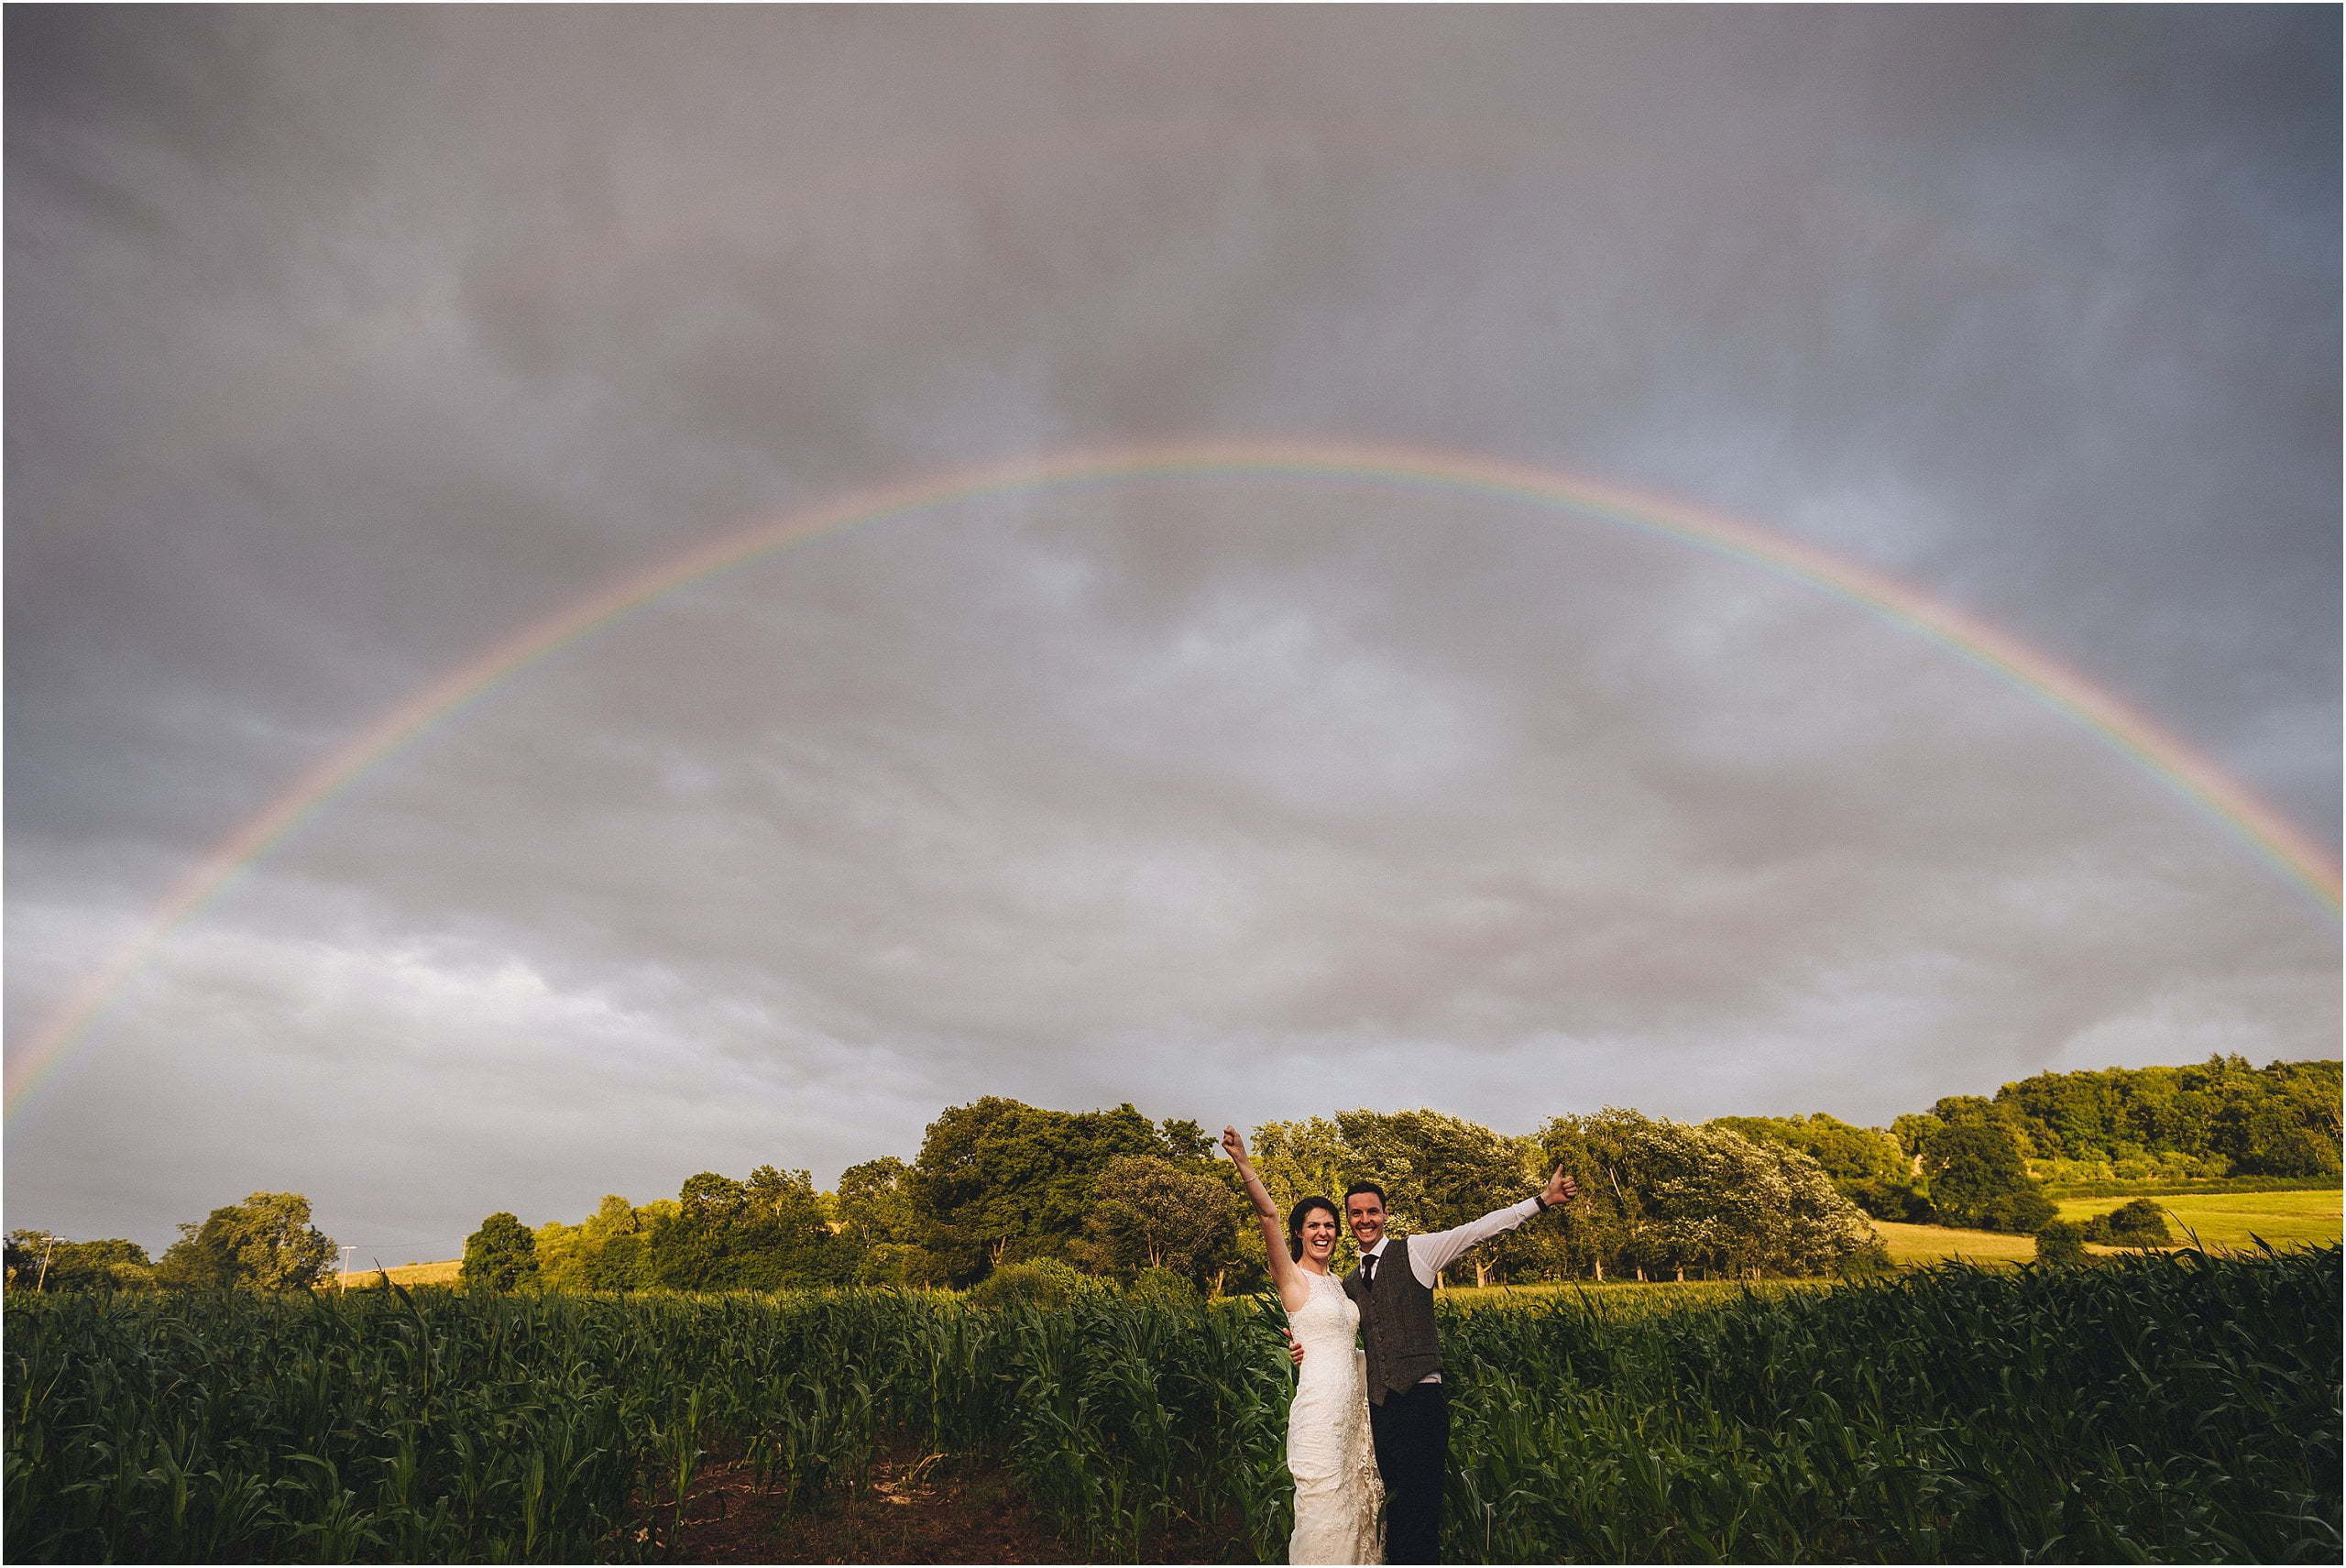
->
xmin=1361 ymin=1252 xmax=1377 ymax=1288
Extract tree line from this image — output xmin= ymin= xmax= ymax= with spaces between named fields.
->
xmin=452 ymin=1101 xmax=1892 ymax=1296
xmin=5 ymin=1191 xmax=335 ymax=1295
xmin=1927 ymin=1055 xmax=2340 ymax=1184
xmin=9 ymin=1055 xmax=2332 ymax=1295
xmin=434 ymin=1054 xmax=2346 ymax=1294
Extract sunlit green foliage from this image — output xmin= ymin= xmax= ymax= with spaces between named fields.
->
xmin=1707 ymin=1113 xmax=1931 ymax=1221
xmin=3 ymin=1233 xmax=154 ymax=1293
xmin=533 ymin=1195 xmax=653 ymax=1290
xmin=458 ymin=1213 xmax=539 ymax=1292
xmin=649 ymin=1166 xmax=851 ymax=1290
xmin=1992 ymin=1055 xmax=2341 ymax=1179
xmin=1247 ymin=1107 xmax=1880 ymax=1286
xmin=964 ymin=1257 xmax=1104 ymax=1311
xmin=1921 ymin=1122 xmax=2055 ymax=1234
xmin=832 ymin=1157 xmax=919 ymax=1247
xmin=154 ymin=1193 xmax=338 ymax=1292
xmin=1070 ymin=1154 xmax=1244 ymax=1289
xmin=1531 ymin=1110 xmax=1885 ymax=1280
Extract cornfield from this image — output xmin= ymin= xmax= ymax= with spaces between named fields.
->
xmin=6 ymin=1246 xmax=2337 ymax=1563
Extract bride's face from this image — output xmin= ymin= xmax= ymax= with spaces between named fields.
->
xmin=1299 ymin=1210 xmax=1339 ymax=1264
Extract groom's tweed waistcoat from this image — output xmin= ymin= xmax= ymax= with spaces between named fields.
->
xmin=1346 ymin=1237 xmax=1442 ymax=1404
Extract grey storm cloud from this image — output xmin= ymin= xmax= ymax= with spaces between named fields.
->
xmin=5 ymin=6 xmax=2336 ymax=1262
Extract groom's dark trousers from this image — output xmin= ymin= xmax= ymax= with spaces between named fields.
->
xmin=1370 ymin=1381 xmax=1449 ymax=1564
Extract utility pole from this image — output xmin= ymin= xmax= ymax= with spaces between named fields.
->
xmin=339 ymin=1245 xmax=356 ymax=1295
xmin=35 ymin=1235 xmax=59 ymax=1293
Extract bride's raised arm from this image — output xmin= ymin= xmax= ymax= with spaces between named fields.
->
xmin=1222 ymin=1125 xmax=1310 ymax=1313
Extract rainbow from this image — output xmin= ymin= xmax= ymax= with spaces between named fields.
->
xmin=8 ymin=437 xmax=2336 ymax=1117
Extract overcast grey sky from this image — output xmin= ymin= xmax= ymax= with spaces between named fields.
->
xmin=7 ymin=6 xmax=2337 ymax=1262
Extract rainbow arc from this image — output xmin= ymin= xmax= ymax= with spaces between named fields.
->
xmin=8 ymin=438 xmax=2334 ymax=1117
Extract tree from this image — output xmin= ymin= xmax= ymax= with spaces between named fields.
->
xmin=1528 ymin=1111 xmax=1645 ymax=1280
xmin=578 ymin=1229 xmax=652 ymax=1290
xmin=649 ymin=1172 xmax=748 ymax=1288
xmin=157 ymin=1192 xmax=336 ymax=1290
xmin=836 ymin=1157 xmax=920 ymax=1247
xmin=1073 ymin=1154 xmax=1243 ymax=1288
xmin=1625 ymin=1118 xmax=1880 ymax=1278
xmin=5 ymin=1231 xmax=152 ymax=1292
xmin=1248 ymin=1116 xmax=1355 ymax=1214
xmin=462 ymin=1212 xmax=541 ymax=1291
xmin=1962 ymin=1056 xmax=2339 ymax=1180
xmin=2035 ymin=1220 xmax=2088 ymax=1266
xmin=1532 ymin=1110 xmax=1882 ymax=1280
xmin=3 ymin=1230 xmax=52 ymax=1288
xmin=647 ymin=1165 xmax=850 ymax=1289
xmin=2079 ymin=1199 xmax=2173 ymax=1246
xmin=1929 ymin=1095 xmax=2001 ymax=1126
xmin=1891 ymin=1113 xmax=1942 ymax=1165
xmin=967 ymin=1257 xmax=1099 ymax=1310
xmin=533 ymin=1194 xmax=656 ymax=1290
xmin=908 ymin=1098 xmax=1163 ymax=1282
xmin=533 ymin=1217 xmax=586 ymax=1285
xmin=1157 ymin=1118 xmax=1218 ymax=1162
xmin=836 ymin=1157 xmax=946 ymax=1284
xmin=741 ymin=1164 xmax=850 ymax=1284
xmin=1921 ymin=1123 xmax=2055 ymax=1234
xmin=154 ymin=1222 xmax=239 ymax=1289
xmin=1707 ymin=1113 xmax=1929 ymax=1222
xmin=51 ymin=1237 xmax=154 ymax=1291
xmin=2217 ymin=1058 xmax=2343 ymax=1176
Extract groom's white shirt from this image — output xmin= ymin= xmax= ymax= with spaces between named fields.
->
xmin=1360 ymin=1197 xmax=1541 ymax=1384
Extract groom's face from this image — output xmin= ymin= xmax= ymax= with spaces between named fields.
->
xmin=1345 ymin=1191 xmax=1386 ymax=1249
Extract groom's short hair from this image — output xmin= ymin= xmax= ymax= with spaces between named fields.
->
xmin=1343 ymin=1180 xmax=1387 ymax=1207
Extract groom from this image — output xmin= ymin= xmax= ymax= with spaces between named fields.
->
xmin=1344 ymin=1165 xmax=1579 ymax=1564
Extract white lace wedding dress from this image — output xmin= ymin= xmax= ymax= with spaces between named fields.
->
xmin=1286 ymin=1269 xmax=1384 ymax=1564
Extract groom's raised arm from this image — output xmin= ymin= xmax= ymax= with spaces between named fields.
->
xmin=1401 ymin=1166 xmax=1578 ymax=1288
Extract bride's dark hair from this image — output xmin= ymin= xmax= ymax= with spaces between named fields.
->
xmin=1287 ymin=1195 xmax=1340 ymax=1262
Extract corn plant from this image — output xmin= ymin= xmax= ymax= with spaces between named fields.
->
xmin=6 ymin=1246 xmax=2335 ymax=1563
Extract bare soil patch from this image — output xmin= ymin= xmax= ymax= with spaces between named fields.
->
xmin=631 ymin=1444 xmax=1076 ymax=1563
xmin=625 ymin=1441 xmax=1255 ymax=1563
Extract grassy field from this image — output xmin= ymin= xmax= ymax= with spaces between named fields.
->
xmin=2055 ymin=1188 xmax=2341 ymax=1249
xmin=1871 ymin=1219 xmax=2040 ymax=1264
xmin=2042 ymin=1174 xmax=2342 ymax=1200
xmin=1877 ymin=1190 xmax=2341 ymax=1263
xmin=334 ymin=1259 xmax=461 ymax=1288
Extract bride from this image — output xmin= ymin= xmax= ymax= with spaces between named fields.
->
xmin=1222 ymin=1126 xmax=1383 ymax=1565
